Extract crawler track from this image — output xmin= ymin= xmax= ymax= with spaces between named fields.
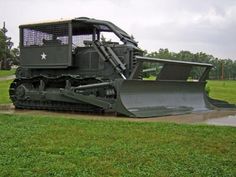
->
xmin=9 ymin=77 xmax=103 ymax=113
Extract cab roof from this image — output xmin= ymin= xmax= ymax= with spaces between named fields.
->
xmin=20 ymin=17 xmax=137 ymax=46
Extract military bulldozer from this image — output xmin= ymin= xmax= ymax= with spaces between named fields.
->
xmin=9 ymin=17 xmax=235 ymax=117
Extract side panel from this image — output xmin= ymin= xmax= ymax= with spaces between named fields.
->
xmin=21 ymin=45 xmax=70 ymax=68
xmin=19 ymin=22 xmax=72 ymax=68
xmin=73 ymin=45 xmax=130 ymax=80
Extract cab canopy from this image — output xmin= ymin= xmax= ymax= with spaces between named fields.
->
xmin=19 ymin=17 xmax=136 ymax=68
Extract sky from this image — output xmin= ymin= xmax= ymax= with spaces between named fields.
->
xmin=1 ymin=0 xmax=236 ymax=60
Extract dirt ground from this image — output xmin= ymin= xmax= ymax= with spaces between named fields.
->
xmin=1 ymin=104 xmax=236 ymax=127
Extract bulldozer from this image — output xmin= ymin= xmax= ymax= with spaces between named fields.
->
xmin=9 ymin=17 xmax=235 ymax=117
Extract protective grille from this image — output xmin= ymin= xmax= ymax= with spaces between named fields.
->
xmin=23 ymin=23 xmax=69 ymax=47
xmin=72 ymin=34 xmax=93 ymax=47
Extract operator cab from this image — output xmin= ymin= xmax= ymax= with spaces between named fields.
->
xmin=19 ymin=17 xmax=137 ymax=69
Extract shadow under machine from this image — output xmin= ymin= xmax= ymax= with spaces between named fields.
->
xmin=9 ymin=17 xmax=235 ymax=117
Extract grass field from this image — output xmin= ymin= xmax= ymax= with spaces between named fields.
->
xmin=0 ymin=69 xmax=16 ymax=77
xmin=0 ymin=114 xmax=235 ymax=176
xmin=0 ymin=70 xmax=236 ymax=176
xmin=206 ymin=80 xmax=236 ymax=104
xmin=0 ymin=79 xmax=13 ymax=104
xmin=0 ymin=69 xmax=15 ymax=104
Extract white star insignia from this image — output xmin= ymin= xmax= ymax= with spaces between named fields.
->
xmin=41 ymin=52 xmax=47 ymax=60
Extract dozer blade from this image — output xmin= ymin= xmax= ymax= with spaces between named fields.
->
xmin=114 ymin=80 xmax=212 ymax=117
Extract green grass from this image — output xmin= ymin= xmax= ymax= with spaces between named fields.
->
xmin=0 ymin=114 xmax=235 ymax=176
xmin=0 ymin=69 xmax=16 ymax=77
xmin=207 ymin=80 xmax=236 ymax=104
xmin=0 ymin=80 xmax=12 ymax=104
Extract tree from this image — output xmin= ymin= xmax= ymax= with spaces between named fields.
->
xmin=0 ymin=22 xmax=14 ymax=69
xmin=10 ymin=47 xmax=20 ymax=65
xmin=145 ymin=48 xmax=236 ymax=80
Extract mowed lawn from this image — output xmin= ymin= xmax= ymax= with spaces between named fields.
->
xmin=0 ymin=69 xmax=16 ymax=77
xmin=0 ymin=114 xmax=236 ymax=177
xmin=0 ymin=69 xmax=15 ymax=104
xmin=207 ymin=80 xmax=236 ymax=104
xmin=0 ymin=79 xmax=13 ymax=104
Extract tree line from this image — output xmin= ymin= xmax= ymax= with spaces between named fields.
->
xmin=144 ymin=48 xmax=236 ymax=80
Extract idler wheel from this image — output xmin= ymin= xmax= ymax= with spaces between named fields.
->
xmin=15 ymin=67 xmax=30 ymax=78
xmin=15 ymin=85 xmax=28 ymax=100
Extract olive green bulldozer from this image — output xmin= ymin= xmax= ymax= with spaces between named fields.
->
xmin=9 ymin=17 xmax=235 ymax=117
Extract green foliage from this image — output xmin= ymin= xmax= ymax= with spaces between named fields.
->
xmin=10 ymin=47 xmax=20 ymax=65
xmin=146 ymin=48 xmax=236 ymax=80
xmin=0 ymin=23 xmax=19 ymax=68
xmin=0 ymin=30 xmax=7 ymax=59
xmin=0 ymin=114 xmax=236 ymax=176
xmin=0 ymin=26 xmax=13 ymax=60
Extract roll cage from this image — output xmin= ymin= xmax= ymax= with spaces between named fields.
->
xmin=20 ymin=17 xmax=137 ymax=48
